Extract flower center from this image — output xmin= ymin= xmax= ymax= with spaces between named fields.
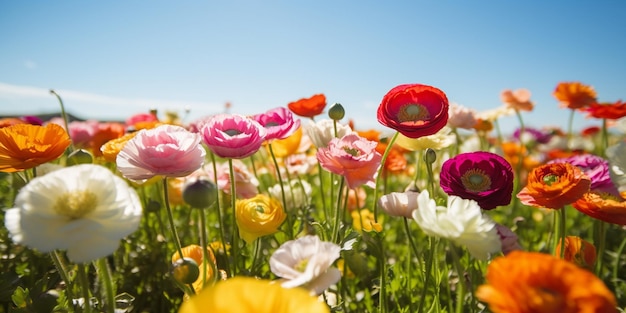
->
xmin=224 ymin=129 xmax=242 ymax=136
xmin=343 ymin=147 xmax=360 ymax=156
xmin=461 ymin=169 xmax=492 ymax=193
xmin=543 ymin=174 xmax=559 ymax=186
xmin=264 ymin=122 xmax=280 ymax=127
xmin=295 ymin=258 xmax=309 ymax=272
xmin=397 ymin=103 xmax=430 ymax=124
xmin=53 ymin=190 xmax=98 ymax=219
xmin=255 ymin=205 xmax=266 ymax=213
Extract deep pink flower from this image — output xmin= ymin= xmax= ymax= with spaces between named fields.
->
xmin=316 ymin=133 xmax=382 ymax=189
xmin=549 ymin=154 xmax=620 ymax=197
xmin=440 ymin=151 xmax=514 ymax=210
xmin=253 ymin=107 xmax=301 ymax=141
xmin=377 ymin=84 xmax=449 ymax=138
xmin=201 ymin=114 xmax=267 ymax=159
xmin=125 ymin=112 xmax=158 ymax=128
xmin=116 ymin=124 xmax=206 ymax=181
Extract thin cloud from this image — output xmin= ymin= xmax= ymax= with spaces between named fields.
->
xmin=0 ymin=82 xmax=222 ymax=118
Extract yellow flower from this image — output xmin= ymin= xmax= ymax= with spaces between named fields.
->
xmin=235 ymin=194 xmax=286 ymax=243
xmin=172 ymin=244 xmax=217 ymax=293
xmin=0 ymin=123 xmax=71 ymax=172
xmin=268 ymin=126 xmax=303 ymax=158
xmin=351 ymin=209 xmax=382 ymax=232
xmin=100 ymin=132 xmax=136 ymax=163
xmin=179 ymin=277 xmax=329 ymax=313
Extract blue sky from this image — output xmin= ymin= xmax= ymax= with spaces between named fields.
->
xmin=1 ymin=1 xmax=625 ymax=134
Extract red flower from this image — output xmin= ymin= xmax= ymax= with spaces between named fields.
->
xmin=585 ymin=101 xmax=626 ymax=120
xmin=377 ymin=84 xmax=449 ymax=138
xmin=287 ymin=94 xmax=327 ymax=118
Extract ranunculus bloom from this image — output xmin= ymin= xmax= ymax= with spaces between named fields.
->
xmin=287 ymin=94 xmax=327 ymax=118
xmin=316 ymin=133 xmax=382 ymax=189
xmin=440 ymin=151 xmax=514 ymax=210
xmin=4 ymin=164 xmax=142 ymax=263
xmin=377 ymin=84 xmax=449 ymax=138
xmin=254 ymin=107 xmax=301 ymax=141
xmin=305 ymin=119 xmax=353 ymax=148
xmin=572 ymin=191 xmax=626 ymax=225
xmin=476 ymin=251 xmax=616 ymax=313
xmin=68 ymin=120 xmax=100 ymax=148
xmin=447 ymin=102 xmax=477 ymax=129
xmin=500 ymin=88 xmax=534 ymax=111
xmin=116 ymin=124 xmax=206 ymax=182
xmin=412 ymin=190 xmax=501 ymax=260
xmin=549 ymin=154 xmax=620 ymax=197
xmin=555 ymin=236 xmax=596 ymax=269
xmin=585 ymin=100 xmax=626 ymax=120
xmin=270 ymin=235 xmax=341 ymax=295
xmin=0 ymin=117 xmax=27 ymax=128
xmin=172 ymin=244 xmax=217 ymax=293
xmin=205 ymin=160 xmax=259 ymax=199
xmin=268 ymin=126 xmax=303 ymax=158
xmin=0 ymin=123 xmax=71 ymax=173
xmin=235 ymin=194 xmax=286 ymax=244
xmin=125 ymin=112 xmax=159 ymax=129
xmin=477 ymin=105 xmax=515 ymax=122
xmin=513 ymin=127 xmax=553 ymax=145
xmin=201 ymin=114 xmax=267 ymax=159
xmin=517 ymin=162 xmax=591 ymax=209
xmin=553 ymin=81 xmax=597 ymax=110
xmin=90 ymin=122 xmax=126 ymax=157
xmin=100 ymin=132 xmax=137 ymax=163
xmin=394 ymin=126 xmax=455 ymax=151
xmin=178 ymin=277 xmax=330 ymax=313
xmin=377 ymin=191 xmax=419 ymax=218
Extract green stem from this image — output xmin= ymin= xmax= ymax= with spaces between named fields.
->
xmin=378 ymin=237 xmax=388 ymax=313
xmin=595 ymin=220 xmax=607 ymax=276
xmin=209 ymin=153 xmax=228 ymax=276
xmin=449 ymin=243 xmax=465 ymax=313
xmin=50 ymin=251 xmax=76 ymax=303
xmin=198 ymin=207 xmax=217 ymax=286
xmin=612 ymin=234 xmax=626 ymax=282
xmin=373 ymin=132 xmax=399 ymax=220
xmin=316 ymin=163 xmax=329 ymax=221
xmin=228 ymin=159 xmax=240 ymax=275
xmin=95 ymin=258 xmax=115 ymax=313
xmin=331 ymin=178 xmax=345 ymax=244
xmin=50 ymin=89 xmax=75 ymax=152
xmin=76 ymin=264 xmax=92 ymax=313
xmin=268 ymin=143 xmax=292 ymax=238
xmin=553 ymin=207 xmax=567 ymax=258
xmin=417 ymin=237 xmax=436 ymax=313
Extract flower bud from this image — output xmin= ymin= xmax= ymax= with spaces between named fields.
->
xmin=183 ymin=177 xmax=218 ymax=209
xmin=67 ymin=149 xmax=93 ymax=165
xmin=328 ymin=103 xmax=345 ymax=121
xmin=172 ymin=257 xmax=200 ymax=285
xmin=423 ymin=148 xmax=437 ymax=165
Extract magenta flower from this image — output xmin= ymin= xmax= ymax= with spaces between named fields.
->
xmin=201 ymin=114 xmax=267 ymax=159
xmin=316 ymin=133 xmax=382 ymax=189
xmin=253 ymin=107 xmax=301 ymax=141
xmin=440 ymin=151 xmax=514 ymax=210
xmin=116 ymin=124 xmax=206 ymax=181
xmin=549 ymin=154 xmax=620 ymax=197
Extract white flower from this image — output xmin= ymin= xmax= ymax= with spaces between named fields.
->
xmin=377 ymin=191 xmax=419 ymax=218
xmin=606 ymin=141 xmax=626 ymax=192
xmin=447 ymin=102 xmax=478 ymax=129
xmin=269 ymin=235 xmax=341 ymax=295
xmin=268 ymin=179 xmax=312 ymax=211
xmin=394 ymin=126 xmax=455 ymax=151
xmin=4 ymin=164 xmax=142 ymax=263
xmin=411 ymin=190 xmax=501 ymax=260
xmin=476 ymin=105 xmax=515 ymax=121
xmin=305 ymin=119 xmax=353 ymax=148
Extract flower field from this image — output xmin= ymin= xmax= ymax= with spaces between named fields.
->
xmin=1 ymin=82 xmax=626 ymax=312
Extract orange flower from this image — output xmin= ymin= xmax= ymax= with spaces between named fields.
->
xmin=383 ymin=148 xmax=407 ymax=174
xmin=572 ymin=191 xmax=626 ymax=225
xmin=553 ymin=81 xmax=597 ymax=110
xmin=0 ymin=123 xmax=71 ymax=172
xmin=90 ymin=122 xmax=126 ymax=157
xmin=287 ymin=94 xmax=326 ymax=118
xmin=473 ymin=118 xmax=493 ymax=132
xmin=172 ymin=244 xmax=217 ymax=293
xmin=585 ymin=100 xmax=626 ymax=120
xmin=517 ymin=162 xmax=590 ymax=209
xmin=556 ymin=236 xmax=596 ymax=269
xmin=501 ymin=88 xmax=534 ymax=111
xmin=500 ymin=141 xmax=541 ymax=172
xmin=476 ymin=251 xmax=617 ymax=313
xmin=100 ymin=132 xmax=137 ymax=163
xmin=0 ymin=118 xmax=26 ymax=128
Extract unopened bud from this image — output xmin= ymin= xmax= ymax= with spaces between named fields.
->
xmin=172 ymin=257 xmax=200 ymax=284
xmin=183 ymin=177 xmax=218 ymax=209
xmin=328 ymin=103 xmax=345 ymax=121
xmin=423 ymin=148 xmax=437 ymax=165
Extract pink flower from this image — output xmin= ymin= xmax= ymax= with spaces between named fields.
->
xmin=253 ymin=107 xmax=301 ymax=141
xmin=447 ymin=103 xmax=478 ymax=129
xmin=205 ymin=160 xmax=259 ymax=199
xmin=116 ymin=124 xmax=206 ymax=181
xmin=495 ymin=223 xmax=522 ymax=255
xmin=316 ymin=133 xmax=382 ymax=189
xmin=201 ymin=114 xmax=267 ymax=159
xmin=125 ymin=112 xmax=158 ymax=128
xmin=68 ymin=120 xmax=100 ymax=147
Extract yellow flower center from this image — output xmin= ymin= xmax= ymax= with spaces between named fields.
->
xmin=343 ymin=147 xmax=360 ymax=156
xmin=461 ymin=169 xmax=492 ymax=193
xmin=543 ymin=174 xmax=559 ymax=186
xmin=295 ymin=258 xmax=309 ymax=272
xmin=397 ymin=103 xmax=430 ymax=124
xmin=53 ymin=190 xmax=98 ymax=219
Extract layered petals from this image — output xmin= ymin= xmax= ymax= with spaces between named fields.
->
xmin=201 ymin=114 xmax=267 ymax=159
xmin=0 ymin=123 xmax=71 ymax=172
xmin=517 ymin=162 xmax=590 ymax=209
